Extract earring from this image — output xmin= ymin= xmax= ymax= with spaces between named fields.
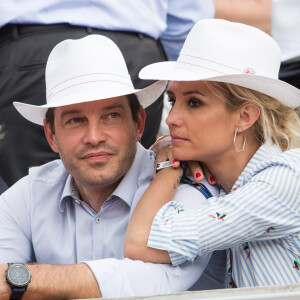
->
xmin=234 ymin=128 xmax=246 ymax=152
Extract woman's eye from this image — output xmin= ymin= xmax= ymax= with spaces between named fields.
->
xmin=188 ymin=98 xmax=202 ymax=108
xmin=167 ymin=98 xmax=175 ymax=107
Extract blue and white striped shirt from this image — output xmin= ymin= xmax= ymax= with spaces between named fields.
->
xmin=148 ymin=145 xmax=300 ymax=287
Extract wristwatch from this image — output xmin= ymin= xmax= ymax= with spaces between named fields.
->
xmin=6 ymin=263 xmax=31 ymax=300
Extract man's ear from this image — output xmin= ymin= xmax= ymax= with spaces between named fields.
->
xmin=235 ymin=103 xmax=260 ymax=133
xmin=43 ymin=119 xmax=59 ymax=153
xmin=135 ymin=107 xmax=146 ymax=142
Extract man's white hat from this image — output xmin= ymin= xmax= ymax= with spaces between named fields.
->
xmin=13 ymin=35 xmax=167 ymax=125
xmin=139 ymin=19 xmax=300 ymax=108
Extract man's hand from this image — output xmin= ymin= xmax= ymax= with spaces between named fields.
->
xmin=0 ymin=263 xmax=101 ymax=300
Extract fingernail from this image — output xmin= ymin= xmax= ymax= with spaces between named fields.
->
xmin=196 ymin=173 xmax=201 ymax=179
xmin=210 ymin=176 xmax=216 ymax=183
xmin=173 ymin=159 xmax=178 ymax=164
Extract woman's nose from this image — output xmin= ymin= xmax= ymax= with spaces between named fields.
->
xmin=166 ymin=104 xmax=183 ymax=127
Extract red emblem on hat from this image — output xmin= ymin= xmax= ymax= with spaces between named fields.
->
xmin=243 ymin=67 xmax=256 ymax=75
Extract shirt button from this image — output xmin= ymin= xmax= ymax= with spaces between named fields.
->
xmin=95 ymin=218 xmax=101 ymax=224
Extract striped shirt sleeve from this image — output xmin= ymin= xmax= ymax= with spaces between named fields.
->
xmin=148 ymin=161 xmax=300 ymax=266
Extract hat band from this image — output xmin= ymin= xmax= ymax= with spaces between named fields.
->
xmin=177 ymin=53 xmax=243 ymax=76
xmin=47 ymin=72 xmax=132 ymax=100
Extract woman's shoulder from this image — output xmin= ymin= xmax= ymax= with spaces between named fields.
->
xmin=272 ymin=147 xmax=300 ymax=168
xmin=252 ymin=145 xmax=300 ymax=172
xmin=251 ymin=147 xmax=300 ymax=190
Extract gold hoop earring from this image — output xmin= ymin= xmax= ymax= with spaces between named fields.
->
xmin=234 ymin=128 xmax=246 ymax=152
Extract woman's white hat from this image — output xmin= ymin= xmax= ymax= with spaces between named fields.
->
xmin=13 ymin=35 xmax=167 ymax=125
xmin=139 ymin=19 xmax=300 ymax=108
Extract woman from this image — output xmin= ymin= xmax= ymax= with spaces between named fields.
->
xmin=124 ymin=19 xmax=300 ymax=287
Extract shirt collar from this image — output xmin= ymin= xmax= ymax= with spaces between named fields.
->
xmin=231 ymin=144 xmax=281 ymax=192
xmin=59 ymin=175 xmax=80 ymax=212
xmin=58 ymin=142 xmax=154 ymax=211
xmin=111 ymin=142 xmax=154 ymax=207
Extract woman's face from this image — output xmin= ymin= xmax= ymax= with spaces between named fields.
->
xmin=166 ymin=81 xmax=239 ymax=163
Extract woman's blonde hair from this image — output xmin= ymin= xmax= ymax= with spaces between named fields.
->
xmin=205 ymin=82 xmax=300 ymax=151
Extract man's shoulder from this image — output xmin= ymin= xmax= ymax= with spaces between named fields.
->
xmin=28 ymin=159 xmax=68 ymax=183
xmin=174 ymin=177 xmax=220 ymax=209
xmin=1 ymin=160 xmax=69 ymax=207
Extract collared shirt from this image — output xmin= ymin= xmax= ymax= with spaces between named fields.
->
xmin=0 ymin=143 xmax=223 ymax=297
xmin=148 ymin=145 xmax=300 ymax=287
xmin=0 ymin=0 xmax=214 ymax=60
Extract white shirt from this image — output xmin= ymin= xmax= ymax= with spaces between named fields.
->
xmin=0 ymin=143 xmax=222 ymax=297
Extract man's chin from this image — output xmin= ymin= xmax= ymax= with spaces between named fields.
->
xmin=77 ymin=174 xmax=121 ymax=187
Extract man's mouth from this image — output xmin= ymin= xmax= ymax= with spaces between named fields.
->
xmin=82 ymin=151 xmax=113 ymax=162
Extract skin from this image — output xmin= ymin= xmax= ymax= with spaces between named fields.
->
xmin=0 ymin=96 xmax=146 ymax=299
xmin=213 ymin=0 xmax=272 ymax=35
xmin=45 ymin=97 xmax=145 ymax=212
xmin=124 ymin=80 xmax=261 ymax=263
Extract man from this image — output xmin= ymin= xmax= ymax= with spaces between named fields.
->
xmin=0 ymin=1 xmax=215 ymax=187
xmin=0 ymin=35 xmax=225 ymax=299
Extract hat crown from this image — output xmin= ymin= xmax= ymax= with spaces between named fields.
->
xmin=178 ymin=19 xmax=281 ymax=78
xmin=45 ymin=35 xmax=133 ymax=105
xmin=13 ymin=35 xmax=168 ymax=125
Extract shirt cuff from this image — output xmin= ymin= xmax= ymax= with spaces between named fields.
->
xmin=84 ymin=258 xmax=134 ymax=298
xmin=147 ymin=201 xmax=200 ymax=266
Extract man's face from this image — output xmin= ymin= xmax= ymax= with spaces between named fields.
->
xmin=44 ymin=96 xmax=145 ymax=191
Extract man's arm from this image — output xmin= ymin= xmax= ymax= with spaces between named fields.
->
xmin=0 ymin=178 xmax=35 ymax=264
xmin=85 ymin=255 xmax=212 ymax=298
xmin=161 ymin=0 xmax=215 ymax=60
xmin=213 ymin=0 xmax=272 ymax=35
xmin=0 ymin=263 xmax=100 ymax=300
xmin=0 ymin=254 xmax=214 ymax=299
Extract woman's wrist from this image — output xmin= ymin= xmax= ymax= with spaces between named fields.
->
xmin=156 ymin=161 xmax=185 ymax=178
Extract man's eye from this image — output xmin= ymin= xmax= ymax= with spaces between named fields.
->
xmin=167 ymin=98 xmax=175 ymax=107
xmin=109 ymin=112 xmax=119 ymax=118
xmin=70 ymin=118 xmax=82 ymax=123
xmin=66 ymin=118 xmax=82 ymax=125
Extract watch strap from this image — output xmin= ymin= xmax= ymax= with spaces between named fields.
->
xmin=9 ymin=287 xmax=27 ymax=300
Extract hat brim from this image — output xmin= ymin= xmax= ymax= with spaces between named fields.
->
xmin=139 ymin=62 xmax=300 ymax=109
xmin=13 ymin=80 xmax=167 ymax=125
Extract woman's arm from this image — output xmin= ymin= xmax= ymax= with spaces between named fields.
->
xmin=124 ymin=166 xmax=183 ymax=263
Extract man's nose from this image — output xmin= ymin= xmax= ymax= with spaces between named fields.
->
xmin=83 ymin=122 xmax=106 ymax=146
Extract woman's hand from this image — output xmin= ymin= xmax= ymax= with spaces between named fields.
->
xmin=151 ymin=136 xmax=216 ymax=184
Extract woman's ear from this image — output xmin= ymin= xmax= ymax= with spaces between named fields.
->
xmin=236 ymin=103 xmax=260 ymax=132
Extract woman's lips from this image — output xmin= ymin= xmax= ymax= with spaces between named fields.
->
xmin=171 ymin=134 xmax=188 ymax=144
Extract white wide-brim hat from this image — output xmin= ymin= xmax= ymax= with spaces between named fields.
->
xmin=139 ymin=19 xmax=300 ymax=108
xmin=13 ymin=35 xmax=167 ymax=125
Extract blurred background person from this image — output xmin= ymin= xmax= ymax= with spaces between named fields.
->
xmin=0 ymin=123 xmax=7 ymax=193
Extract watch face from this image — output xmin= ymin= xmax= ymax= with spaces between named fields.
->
xmin=7 ymin=264 xmax=31 ymax=287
